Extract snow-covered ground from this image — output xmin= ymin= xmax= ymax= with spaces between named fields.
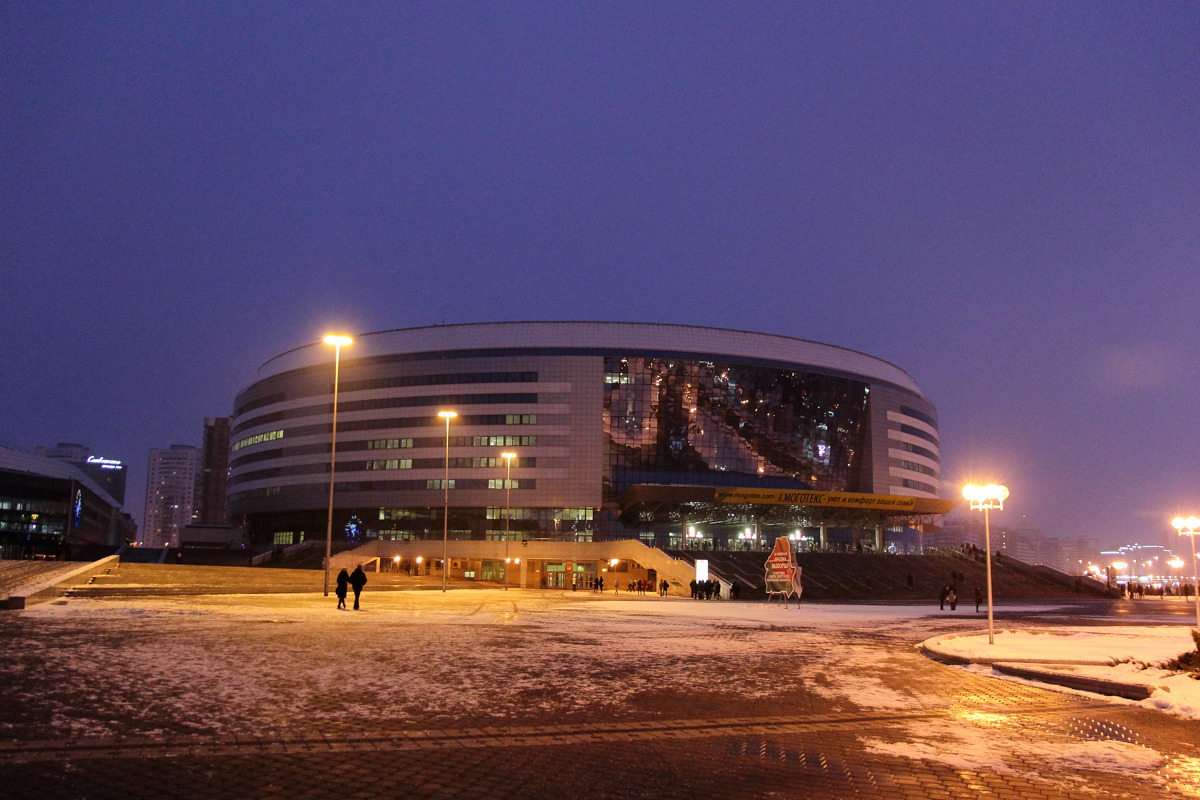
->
xmin=4 ymin=593 xmax=1199 ymax=796
xmin=930 ymin=626 xmax=1200 ymax=721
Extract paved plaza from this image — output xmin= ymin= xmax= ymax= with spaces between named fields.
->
xmin=1 ymin=588 xmax=1198 ymax=799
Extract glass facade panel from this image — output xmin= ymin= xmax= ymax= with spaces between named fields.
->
xmin=603 ymin=357 xmax=869 ymax=498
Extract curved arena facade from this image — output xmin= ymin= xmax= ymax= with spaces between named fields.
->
xmin=228 ymin=322 xmax=943 ymax=549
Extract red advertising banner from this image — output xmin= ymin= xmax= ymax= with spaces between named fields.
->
xmin=764 ymin=538 xmax=802 ymax=602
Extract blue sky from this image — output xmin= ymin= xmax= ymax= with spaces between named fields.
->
xmin=3 ymin=3 xmax=1198 ymax=548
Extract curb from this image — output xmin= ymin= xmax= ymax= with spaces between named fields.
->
xmin=919 ymin=630 xmax=1158 ymax=701
xmin=919 ymin=631 xmax=1113 ymax=666
xmin=990 ymin=662 xmax=1154 ymax=701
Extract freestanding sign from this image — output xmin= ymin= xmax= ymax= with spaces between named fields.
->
xmin=764 ymin=537 xmax=802 ymax=605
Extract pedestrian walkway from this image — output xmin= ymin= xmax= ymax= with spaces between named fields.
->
xmin=2 ymin=591 xmax=1197 ymax=798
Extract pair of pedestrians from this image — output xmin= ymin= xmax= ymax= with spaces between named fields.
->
xmin=335 ymin=565 xmax=368 ymax=610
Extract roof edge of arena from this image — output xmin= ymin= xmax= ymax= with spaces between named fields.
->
xmin=256 ymin=321 xmax=928 ymax=398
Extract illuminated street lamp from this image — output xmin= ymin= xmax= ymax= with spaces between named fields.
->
xmin=321 ymin=334 xmax=352 ymax=596
xmin=1171 ymin=516 xmax=1200 ymax=627
xmin=962 ymin=483 xmax=1009 ymax=645
xmin=501 ymin=451 xmax=517 ymax=590
xmin=438 ymin=410 xmax=457 ymax=592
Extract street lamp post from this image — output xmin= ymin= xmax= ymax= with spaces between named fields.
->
xmin=438 ymin=410 xmax=457 ymax=592
xmin=1171 ymin=516 xmax=1200 ymax=627
xmin=962 ymin=483 xmax=1009 ymax=645
xmin=321 ymin=334 xmax=352 ymax=596
xmin=501 ymin=452 xmax=516 ymax=590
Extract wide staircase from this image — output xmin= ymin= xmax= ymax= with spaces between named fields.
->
xmin=0 ymin=560 xmax=83 ymax=603
xmin=63 ymin=561 xmax=480 ymax=599
xmin=663 ymin=548 xmax=1112 ymax=601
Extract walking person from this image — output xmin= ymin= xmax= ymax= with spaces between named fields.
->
xmin=335 ymin=568 xmax=350 ymax=610
xmin=974 ymin=585 xmax=983 ymax=613
xmin=947 ymin=588 xmax=957 ymax=611
xmin=939 ymin=585 xmax=949 ymax=611
xmin=349 ymin=564 xmax=368 ymax=610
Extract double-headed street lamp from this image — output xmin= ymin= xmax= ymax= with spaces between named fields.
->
xmin=501 ymin=452 xmax=516 ymax=590
xmin=438 ymin=410 xmax=457 ymax=592
xmin=963 ymin=483 xmax=1009 ymax=645
xmin=1171 ymin=516 xmax=1200 ymax=627
xmin=322 ymin=334 xmax=352 ymax=596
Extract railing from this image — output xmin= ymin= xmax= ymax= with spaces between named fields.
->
xmin=249 ymin=539 xmax=313 ymax=567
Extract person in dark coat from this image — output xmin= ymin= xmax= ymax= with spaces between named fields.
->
xmin=349 ymin=565 xmax=368 ymax=610
xmin=335 ymin=568 xmax=350 ymax=610
xmin=938 ymin=585 xmax=949 ymax=610
xmin=974 ymin=585 xmax=983 ymax=612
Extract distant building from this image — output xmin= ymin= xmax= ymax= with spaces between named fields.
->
xmin=34 ymin=442 xmax=129 ymax=506
xmin=995 ymin=524 xmax=1041 ymax=564
xmin=923 ymin=516 xmax=985 ymax=550
xmin=0 ymin=448 xmax=133 ymax=558
xmin=1047 ymin=537 xmax=1102 ymax=575
xmin=198 ymin=417 xmax=231 ymax=525
xmin=142 ymin=445 xmax=203 ymax=547
xmin=1100 ymin=543 xmax=1178 ymax=584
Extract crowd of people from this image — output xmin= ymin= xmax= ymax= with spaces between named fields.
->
xmin=568 ymin=575 xmax=674 ymax=595
xmin=689 ymin=578 xmax=732 ymax=600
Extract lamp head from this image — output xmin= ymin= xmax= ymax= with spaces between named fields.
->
xmin=1172 ymin=516 xmax=1200 ymax=532
xmin=322 ymin=335 xmax=353 ymax=346
xmin=438 ymin=410 xmax=458 ymax=420
xmin=962 ymin=483 xmax=1009 ymax=510
xmin=501 ymin=452 xmax=517 ymax=460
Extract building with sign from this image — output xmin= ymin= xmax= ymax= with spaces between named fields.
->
xmin=34 ymin=443 xmax=129 ymax=506
xmin=0 ymin=447 xmax=134 ymax=559
xmin=229 ymin=322 xmax=951 ymax=554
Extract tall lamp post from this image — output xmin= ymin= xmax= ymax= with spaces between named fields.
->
xmin=1171 ymin=516 xmax=1200 ymax=627
xmin=501 ymin=451 xmax=516 ymax=590
xmin=962 ymin=483 xmax=1009 ymax=645
xmin=438 ymin=410 xmax=457 ymax=592
xmin=321 ymin=335 xmax=352 ymax=596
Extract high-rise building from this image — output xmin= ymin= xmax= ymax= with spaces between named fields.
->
xmin=142 ymin=445 xmax=202 ymax=547
xmin=198 ymin=417 xmax=231 ymax=525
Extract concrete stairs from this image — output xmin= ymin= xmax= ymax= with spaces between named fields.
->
xmin=63 ymin=562 xmax=481 ymax=598
xmin=663 ymin=549 xmax=1112 ymax=601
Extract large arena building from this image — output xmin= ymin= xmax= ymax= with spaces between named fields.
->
xmin=229 ymin=322 xmax=952 ymax=563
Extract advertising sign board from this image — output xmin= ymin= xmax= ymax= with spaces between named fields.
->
xmin=764 ymin=537 xmax=802 ymax=605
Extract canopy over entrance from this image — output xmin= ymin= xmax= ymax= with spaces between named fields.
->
xmin=616 ymin=485 xmax=958 ymax=529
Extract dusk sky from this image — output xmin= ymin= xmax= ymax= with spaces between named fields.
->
xmin=3 ymin=3 xmax=1197 ymax=549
